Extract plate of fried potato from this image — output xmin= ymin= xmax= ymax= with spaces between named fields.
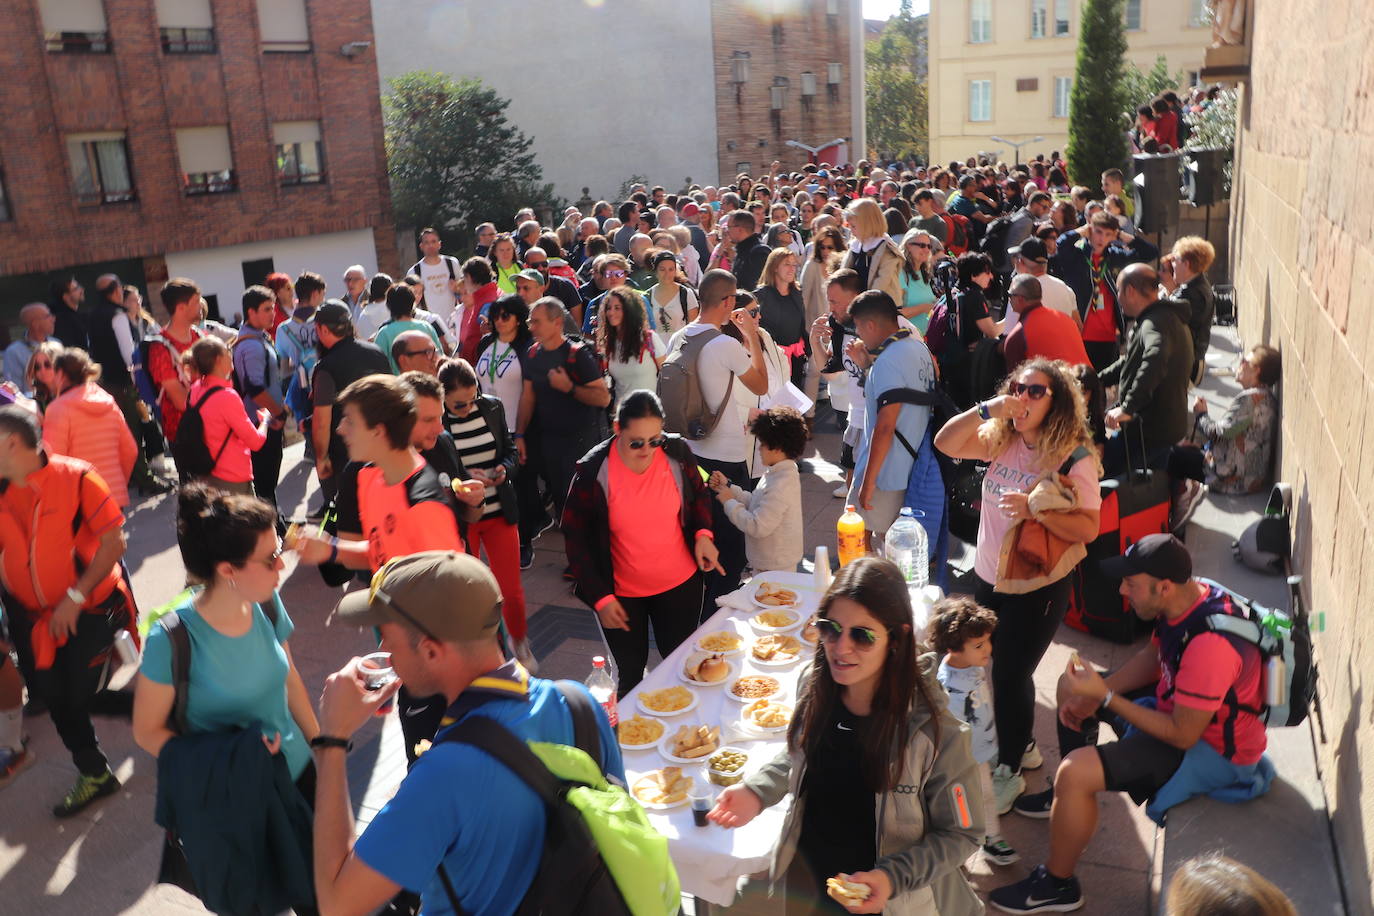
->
xmin=751 ymin=633 xmax=804 ymax=666
xmin=617 ymin=714 xmax=666 ymax=750
xmin=750 ymin=609 xmax=801 ymax=634
xmin=658 ymin=724 xmax=722 ymax=764
xmin=751 ymin=582 xmax=801 ymax=609
xmin=636 ymin=685 xmax=698 ymax=717
xmin=741 ymin=698 xmax=793 ymax=732
xmin=631 ymin=766 xmax=694 ymax=809
xmin=695 ymin=630 xmax=745 ymax=656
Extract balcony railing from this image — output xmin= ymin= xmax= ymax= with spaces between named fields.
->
xmin=161 ymin=27 xmax=216 ymax=54
xmin=45 ymin=31 xmax=111 ymax=53
xmin=184 ymin=170 xmax=236 ymax=196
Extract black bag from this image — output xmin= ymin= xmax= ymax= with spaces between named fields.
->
xmin=1233 ymin=483 xmax=1291 ymax=574
xmin=171 ymin=387 xmax=234 ymax=479
xmin=435 ymin=683 xmax=633 ymax=916
xmin=947 ymin=460 xmax=987 ymax=545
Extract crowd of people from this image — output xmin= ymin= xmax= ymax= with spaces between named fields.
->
xmin=0 ymin=147 xmax=1294 ymax=916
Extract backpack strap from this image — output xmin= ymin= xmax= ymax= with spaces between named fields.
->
xmin=158 ymin=611 xmax=192 ymax=736
xmin=875 ymin=386 xmax=959 ymax=460
xmin=678 ymin=285 xmax=689 ymax=322
xmin=1056 ymin=445 xmax=1092 ymax=477
xmin=554 ymin=680 xmax=603 ymax=771
xmin=193 ymin=386 xmax=238 ymax=469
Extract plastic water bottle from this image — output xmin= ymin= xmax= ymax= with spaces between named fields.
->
xmin=884 ymin=507 xmax=929 ymax=600
xmin=586 ymin=656 xmax=619 ymax=727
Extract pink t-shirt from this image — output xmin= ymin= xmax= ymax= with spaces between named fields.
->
xmin=975 ymin=438 xmax=1102 ymax=584
xmin=606 ymin=446 xmax=697 ymax=598
xmin=189 ymin=377 xmax=267 ymax=483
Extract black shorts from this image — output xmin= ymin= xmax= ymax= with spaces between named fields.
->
xmin=839 ymin=441 xmax=854 ymax=470
xmin=1095 ymin=730 xmax=1186 ymax=805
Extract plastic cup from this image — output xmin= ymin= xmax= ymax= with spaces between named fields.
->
xmin=360 ymin=652 xmax=397 ymax=716
xmin=688 ymin=781 xmax=713 ymax=827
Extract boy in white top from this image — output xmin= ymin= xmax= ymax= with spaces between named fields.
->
xmin=412 ymin=228 xmax=461 ymax=329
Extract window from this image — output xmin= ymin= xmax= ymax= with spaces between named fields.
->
xmin=67 ymin=133 xmax=136 ymax=205
xmin=1053 ymin=76 xmax=1072 ymax=118
xmin=969 ymin=80 xmax=992 ymax=122
xmin=273 ymin=121 xmax=324 ymax=185
xmin=1187 ymin=0 xmax=1209 ymax=27
xmin=257 ymin=0 xmax=310 ymax=52
xmin=1031 ymin=0 xmax=1046 ymax=38
xmin=157 ymin=0 xmax=215 ymax=52
xmin=39 ymin=0 xmax=110 ymax=53
xmin=970 ymin=0 xmax=991 ymax=43
xmin=1124 ymin=0 xmax=1142 ymax=30
xmin=1187 ymin=70 xmax=1201 ymax=86
xmin=176 ymin=126 xmax=235 ymax=195
xmin=1054 ymin=0 xmax=1070 ymax=35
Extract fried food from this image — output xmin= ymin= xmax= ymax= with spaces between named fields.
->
xmin=632 ymin=767 xmax=693 ymax=806
xmin=669 ymin=724 xmax=720 ymax=759
xmin=683 ymin=651 xmax=731 ymax=683
xmin=754 ymin=610 xmax=799 ymax=629
xmin=752 ymin=634 xmax=802 ymax=661
xmin=744 ymin=699 xmax=792 ymax=729
xmin=618 ymin=715 xmax=664 ymax=746
xmin=731 ymin=674 xmax=781 ymax=699
xmin=698 ymin=631 xmax=744 ymax=652
xmin=755 ymin=583 xmax=799 ymax=606
xmin=283 ymin=522 xmax=302 ymax=551
xmin=826 ymin=877 xmax=872 ymax=905
xmin=641 ymin=685 xmax=693 ymax=713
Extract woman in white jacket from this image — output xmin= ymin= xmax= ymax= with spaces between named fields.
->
xmin=708 ymin=406 xmax=806 ymax=575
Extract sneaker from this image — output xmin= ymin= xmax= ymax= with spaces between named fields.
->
xmin=511 ymin=637 xmax=540 ymax=675
xmin=1171 ymin=479 xmax=1207 ymax=532
xmin=982 ymin=836 xmax=1021 ymax=866
xmin=989 ymin=864 xmax=1083 ymax=913
xmin=1012 ymin=787 xmax=1054 ymax=819
xmin=519 ymin=544 xmax=534 ymax=570
xmin=53 ymin=769 xmax=120 ymax=818
xmin=990 ymin=763 xmax=1026 ymax=815
xmin=0 ymin=745 xmax=35 ymax=790
xmin=1020 ymin=740 xmax=1044 ymax=771
xmin=832 ymin=482 xmax=849 ymax=499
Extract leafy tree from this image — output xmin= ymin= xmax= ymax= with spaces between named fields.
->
xmin=866 ymin=3 xmax=928 ymax=161
xmin=1066 ymin=0 xmax=1129 ymax=184
xmin=1120 ymin=54 xmax=1185 ymax=123
xmin=384 ymin=71 xmax=562 ymax=252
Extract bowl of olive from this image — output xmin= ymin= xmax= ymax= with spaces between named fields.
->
xmin=707 ymin=747 xmax=748 ymax=786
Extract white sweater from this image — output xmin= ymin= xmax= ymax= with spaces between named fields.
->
xmin=722 ymin=458 xmax=804 ymax=574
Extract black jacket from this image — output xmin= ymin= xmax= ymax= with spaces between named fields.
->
xmin=732 ymin=234 xmax=769 ymax=292
xmin=312 ymin=337 xmax=390 ymax=467
xmin=1050 ymin=231 xmax=1159 ymax=332
xmin=52 ymin=303 xmax=89 ymax=353
xmin=440 ymin=394 xmax=519 ymax=527
xmin=1168 ymin=274 xmax=1214 ymax=367
xmin=1099 ymin=297 xmax=1194 ymax=450
xmin=88 ymin=297 xmax=131 ymax=388
xmin=155 ymin=727 xmax=315 ymax=916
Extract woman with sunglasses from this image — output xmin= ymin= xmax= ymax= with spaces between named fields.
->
xmin=934 ymin=357 xmax=1102 ymax=816
xmin=598 ymin=287 xmax=666 ymax=412
xmin=896 ymin=229 xmax=938 ymax=334
xmin=709 ymin=557 xmax=984 ymax=916
xmin=488 ymin=233 xmax=522 ymax=295
xmin=25 ymin=340 xmax=64 ymax=412
xmin=561 ymin=390 xmax=723 ymax=696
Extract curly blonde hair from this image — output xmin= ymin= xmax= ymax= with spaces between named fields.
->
xmin=978 ymin=357 xmax=1099 ymax=473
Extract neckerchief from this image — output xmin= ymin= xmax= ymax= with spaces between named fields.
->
xmin=436 ymin=659 xmax=532 ymax=730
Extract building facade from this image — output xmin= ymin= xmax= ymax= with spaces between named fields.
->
xmin=0 ymin=0 xmax=396 ymax=323
xmin=370 ymin=0 xmax=866 ymax=205
xmin=927 ymin=0 xmax=1211 ymax=167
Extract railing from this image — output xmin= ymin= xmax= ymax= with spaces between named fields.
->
xmin=45 ymin=31 xmax=112 ymax=53
xmin=75 ymin=187 xmax=137 ymax=206
xmin=184 ymin=170 xmax=236 ymax=196
xmin=161 ymin=27 xmax=216 ymax=54
xmin=279 ymin=169 xmax=325 ymax=187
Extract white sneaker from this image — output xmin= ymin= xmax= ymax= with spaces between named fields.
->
xmin=1020 ymin=740 xmax=1044 ymax=771
xmin=512 ymin=637 xmax=540 ymax=675
xmin=991 ymin=763 xmax=1026 ymax=815
xmin=833 ymin=482 xmax=849 ymax=499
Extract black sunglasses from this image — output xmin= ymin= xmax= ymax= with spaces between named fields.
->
xmin=626 ymin=435 xmax=668 ymax=450
xmin=816 ymin=618 xmax=884 ymax=649
xmin=448 ymin=398 xmax=475 ymax=411
xmin=405 ymin=348 xmax=438 ymax=358
xmin=1009 ymin=381 xmax=1050 ymax=400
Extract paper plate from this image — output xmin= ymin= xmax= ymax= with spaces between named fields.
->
xmin=630 ymin=771 xmax=692 ymax=809
xmin=749 ymin=610 xmax=802 ymax=634
xmin=750 ymin=582 xmax=803 ymax=610
xmin=616 ymin=717 xmax=667 ymax=751
xmin=725 ymin=674 xmax=783 ymax=703
xmin=636 ymin=687 xmax=699 ymax=718
xmin=678 ymin=659 xmax=737 ymax=688
xmin=657 ymin=729 xmax=723 ymax=765
xmin=695 ymin=631 xmax=746 ymax=657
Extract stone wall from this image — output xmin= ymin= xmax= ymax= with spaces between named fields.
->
xmin=1229 ymin=1 xmax=1373 ymax=908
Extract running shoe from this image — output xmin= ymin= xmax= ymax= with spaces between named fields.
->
xmin=1020 ymin=740 xmax=1044 ymax=770
xmin=982 ymin=836 xmax=1021 ymax=866
xmin=991 ymin=763 xmax=1026 ymax=815
xmin=989 ymin=864 xmax=1083 ymax=913
xmin=1012 ymin=787 xmax=1055 ymax=819
xmin=53 ymin=769 xmax=120 ymax=818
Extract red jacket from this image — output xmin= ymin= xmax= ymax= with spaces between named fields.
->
xmin=459 ymin=282 xmax=500 ymax=365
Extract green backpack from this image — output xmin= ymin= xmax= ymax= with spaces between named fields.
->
xmin=435 ymin=682 xmax=680 ymax=916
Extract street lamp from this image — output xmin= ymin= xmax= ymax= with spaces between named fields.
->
xmin=988 ymin=135 xmax=1044 ymax=166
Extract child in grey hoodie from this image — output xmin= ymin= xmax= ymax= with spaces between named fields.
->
xmin=709 ymin=406 xmax=806 ymax=575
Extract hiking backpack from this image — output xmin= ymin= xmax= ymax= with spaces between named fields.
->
xmin=657 ymin=328 xmax=734 ymax=440
xmin=1234 ymin=483 xmax=1291 ymax=575
xmin=977 ymin=213 xmax=1017 ymax=270
xmin=940 ymin=213 xmax=972 ymax=256
xmin=436 ymin=682 xmax=680 ymax=916
xmin=171 ymin=387 xmax=235 ymax=479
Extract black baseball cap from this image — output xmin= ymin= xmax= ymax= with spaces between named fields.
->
xmin=1009 ymin=237 xmax=1049 ymax=263
xmin=1100 ymin=533 xmax=1192 ymax=583
xmin=315 ymin=299 xmax=353 ymax=332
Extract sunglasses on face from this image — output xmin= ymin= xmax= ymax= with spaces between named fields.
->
xmin=33 ymin=361 xmax=51 ymax=370
xmin=604 ymin=270 xmax=627 ymax=279
xmin=816 ymin=617 xmax=884 ymax=649
xmin=1009 ymin=381 xmax=1050 ymax=400
xmin=626 ymin=435 xmax=668 ymax=450
xmin=448 ymin=398 xmax=474 ymax=411
xmin=908 ymin=241 xmax=931 ymax=249
xmin=528 ymin=262 xmax=549 ymax=271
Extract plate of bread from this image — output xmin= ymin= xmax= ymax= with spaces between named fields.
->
xmin=658 ymin=724 xmax=722 ymax=764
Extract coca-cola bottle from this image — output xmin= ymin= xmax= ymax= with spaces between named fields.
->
xmin=585 ymin=655 xmax=618 ymax=727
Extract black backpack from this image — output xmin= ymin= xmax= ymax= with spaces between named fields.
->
xmin=977 ymin=211 xmax=1019 ymax=271
xmin=172 ymin=387 xmax=235 ymax=480
xmin=435 ymin=683 xmax=633 ymax=916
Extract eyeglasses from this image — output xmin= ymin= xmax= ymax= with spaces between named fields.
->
xmin=907 ymin=241 xmax=931 ymax=249
xmin=1009 ymin=381 xmax=1050 ymax=400
xmin=405 ymin=347 xmax=438 ymax=359
xmin=32 ymin=361 xmax=51 ymax=370
xmin=625 ymin=435 xmax=668 ymax=450
xmin=816 ymin=618 xmax=884 ymax=649
xmin=528 ymin=262 xmax=549 ymax=271
xmin=252 ymin=544 xmax=285 ymax=569
xmin=604 ymin=270 xmax=627 ymax=279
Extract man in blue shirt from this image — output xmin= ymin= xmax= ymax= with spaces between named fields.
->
xmin=310 ymin=551 xmax=623 ymax=916
xmin=850 ymin=290 xmax=936 ymax=541
xmin=2 ymin=303 xmax=58 ymax=395
xmin=233 ymin=286 xmax=288 ymax=513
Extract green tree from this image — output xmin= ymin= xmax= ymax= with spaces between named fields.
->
xmin=1066 ymin=0 xmax=1129 ymax=184
xmin=384 ymin=71 xmax=562 ymax=251
xmin=1120 ymin=54 xmax=1185 ymax=123
xmin=866 ymin=3 xmax=928 ymax=161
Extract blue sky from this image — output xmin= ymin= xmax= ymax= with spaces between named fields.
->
xmin=863 ymin=0 xmax=930 ymax=20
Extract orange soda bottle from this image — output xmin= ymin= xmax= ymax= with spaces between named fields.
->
xmin=836 ymin=505 xmax=866 ymax=566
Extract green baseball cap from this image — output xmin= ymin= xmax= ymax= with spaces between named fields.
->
xmin=334 ymin=551 xmax=503 ymax=642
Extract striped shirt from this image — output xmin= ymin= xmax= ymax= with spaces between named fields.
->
xmin=444 ymin=411 xmax=502 ymax=518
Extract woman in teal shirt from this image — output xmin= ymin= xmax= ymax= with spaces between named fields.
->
xmin=133 ymin=484 xmax=319 ymax=782
xmin=897 ymin=228 xmax=939 ymax=335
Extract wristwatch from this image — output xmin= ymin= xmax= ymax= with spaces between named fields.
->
xmin=66 ymin=586 xmax=87 ymax=606
xmin=310 ymin=735 xmax=352 ymax=753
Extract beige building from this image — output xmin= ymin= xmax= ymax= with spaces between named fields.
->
xmin=927 ymin=0 xmax=1211 ymax=167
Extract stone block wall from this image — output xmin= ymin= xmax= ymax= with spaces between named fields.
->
xmin=1229 ymin=1 xmax=1374 ymax=909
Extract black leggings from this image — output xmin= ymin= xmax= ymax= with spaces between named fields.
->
xmin=602 ymin=572 xmax=704 ymax=698
xmin=975 ymin=576 xmax=1072 ymax=772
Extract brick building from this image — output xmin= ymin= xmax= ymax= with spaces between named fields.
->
xmin=0 ymin=0 xmax=396 ymax=325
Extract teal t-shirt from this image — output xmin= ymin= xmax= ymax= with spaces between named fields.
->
xmin=899 ymin=270 xmax=937 ymax=335
xmin=141 ymin=592 xmax=308 ymax=779
xmin=374 ymin=319 xmax=442 ymax=373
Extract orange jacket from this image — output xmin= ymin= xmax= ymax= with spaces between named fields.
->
xmin=42 ymin=382 xmax=139 ymax=508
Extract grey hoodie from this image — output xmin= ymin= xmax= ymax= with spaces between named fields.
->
xmin=743 ymin=653 xmax=986 ymax=916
